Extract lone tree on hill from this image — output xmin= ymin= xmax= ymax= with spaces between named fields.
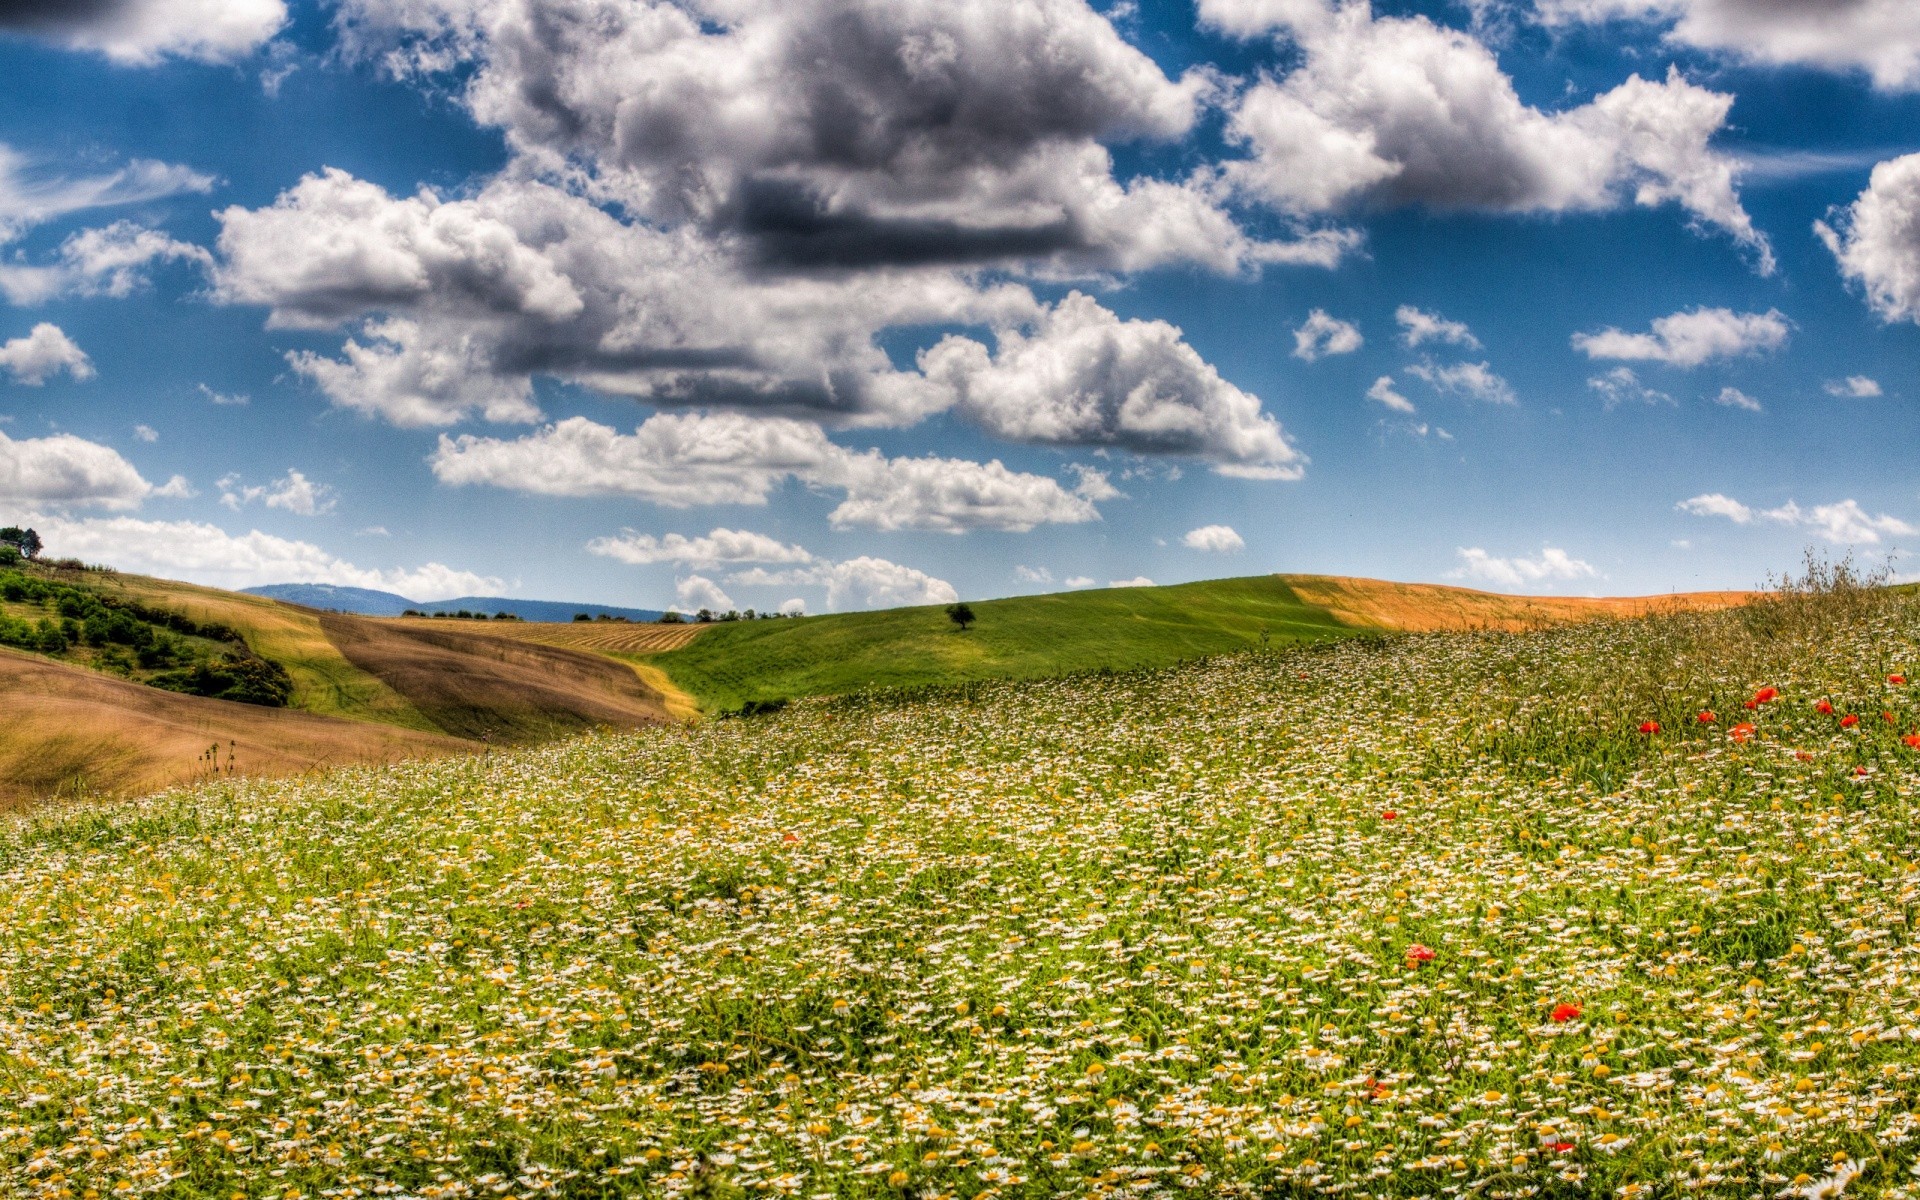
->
xmin=946 ymin=602 xmax=976 ymax=632
xmin=1 ymin=526 xmax=41 ymax=560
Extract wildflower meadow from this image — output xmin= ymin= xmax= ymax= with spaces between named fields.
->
xmin=5 ymin=581 xmax=1920 ymax=1200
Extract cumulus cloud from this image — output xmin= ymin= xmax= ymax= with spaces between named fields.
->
xmin=0 ymin=323 xmax=92 ymax=384
xmin=1182 ymin=523 xmax=1245 ymax=552
xmin=919 ymin=291 xmax=1305 ymax=478
xmin=587 ymin=527 xmax=813 ymax=567
xmin=1291 ymin=309 xmax=1363 ymax=361
xmin=1202 ymin=1 xmax=1771 ymax=269
xmin=1711 ymin=385 xmax=1761 ymax=412
xmin=0 ymin=428 xmax=185 ymax=509
xmin=1366 ymin=374 xmax=1416 ymax=413
xmin=1396 ymin=304 xmax=1481 ymax=349
xmin=1407 ymin=359 xmax=1515 ymax=405
xmin=1587 ymin=365 xmax=1673 ymax=408
xmin=431 ymin=411 xmax=1099 ymax=533
xmin=1108 ymin=575 xmax=1156 ymax=588
xmin=218 ymin=469 xmax=335 ymax=516
xmin=1819 ymin=154 xmax=1920 ymax=325
xmin=1536 ymin=0 xmax=1920 ymax=92
xmin=725 ymin=555 xmax=958 ymax=610
xmin=329 ymin=0 xmax=1338 ymax=277
xmin=1014 ymin=565 xmax=1053 ymax=584
xmin=24 ymin=513 xmax=498 ymax=596
xmin=1571 ymin=306 xmax=1790 ymax=367
xmin=1677 ymin=492 xmax=1915 ymax=544
xmin=672 ymin=574 xmax=735 ymax=614
xmin=1450 ymin=545 xmax=1598 ymax=589
xmin=197 ymin=383 xmax=249 ymax=406
xmin=0 ymin=144 xmax=213 ymax=243
xmin=0 ymin=0 xmax=285 ymax=63
xmin=1825 ymin=376 xmax=1884 ymax=398
xmin=0 ymin=221 xmax=212 ymax=305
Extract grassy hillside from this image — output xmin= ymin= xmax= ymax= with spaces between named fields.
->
xmin=3 ymin=583 xmax=1917 ymax=1199
xmin=644 ymin=574 xmax=1354 ymax=710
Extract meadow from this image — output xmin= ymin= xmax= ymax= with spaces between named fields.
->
xmin=3 ymin=574 xmax=1918 ymax=1199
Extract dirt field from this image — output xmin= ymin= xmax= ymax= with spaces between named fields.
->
xmin=413 ymin=617 xmax=708 ymax=654
xmin=0 ymin=647 xmax=469 ymax=809
xmin=1281 ymin=574 xmax=1756 ymax=633
xmin=319 ymin=614 xmax=679 ymax=743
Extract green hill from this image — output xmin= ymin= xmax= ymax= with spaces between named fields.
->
xmin=641 ymin=574 xmax=1355 ymax=711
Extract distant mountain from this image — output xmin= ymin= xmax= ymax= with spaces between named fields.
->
xmin=244 ymin=583 xmax=665 ymax=624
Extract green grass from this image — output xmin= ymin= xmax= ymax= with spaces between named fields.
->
xmin=642 ymin=574 xmax=1357 ymax=710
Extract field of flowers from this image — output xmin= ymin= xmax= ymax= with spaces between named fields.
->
xmin=4 ymin=581 xmax=1920 ymax=1200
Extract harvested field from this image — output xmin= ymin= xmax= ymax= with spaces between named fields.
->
xmin=320 ymin=613 xmax=678 ymax=742
xmin=1283 ymin=573 xmax=1756 ymax=632
xmin=414 ymin=616 xmax=708 ymax=654
xmin=0 ymin=647 xmax=468 ymax=809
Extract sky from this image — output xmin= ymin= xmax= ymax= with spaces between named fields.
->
xmin=1 ymin=0 xmax=1917 ymax=612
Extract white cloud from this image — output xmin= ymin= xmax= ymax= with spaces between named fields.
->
xmin=1109 ymin=576 xmax=1156 ymax=588
xmin=1825 ymin=375 xmax=1884 ymax=398
xmin=1407 ymin=359 xmax=1515 ymax=405
xmin=1675 ymin=492 xmax=1753 ymax=522
xmin=1182 ymin=523 xmax=1245 ymax=552
xmin=778 ymin=597 xmax=806 ymax=616
xmin=1291 ymin=308 xmax=1363 ymax=361
xmin=1711 ymin=385 xmax=1761 ymax=412
xmin=0 ymin=429 xmax=179 ymax=510
xmin=1450 ymin=545 xmax=1598 ymax=589
xmin=218 ymin=469 xmax=335 ymax=516
xmin=1366 ymin=374 xmax=1416 ymax=413
xmin=0 ymin=323 xmax=93 ymax=385
xmin=1065 ymin=575 xmax=1096 ymax=588
xmin=1819 ymin=154 xmax=1920 ymax=325
xmin=587 ymin=527 xmax=813 ymax=567
xmin=288 ymin=317 xmax=541 ymax=428
xmin=0 ymin=145 xmax=214 ymax=243
xmin=0 ymin=0 xmax=285 ymax=63
xmin=726 ymin=555 xmax=958 ymax=610
xmin=1396 ymin=304 xmax=1481 ymax=349
xmin=431 ymin=411 xmax=1099 ymax=533
xmin=1587 ymin=365 xmax=1673 ymax=408
xmin=133 ymin=424 xmax=158 ymax=442
xmin=1535 ymin=0 xmax=1920 ymax=92
xmin=672 ymin=574 xmax=735 ymax=614
xmin=0 ymin=221 xmax=211 ymax=305
xmin=21 ymin=514 xmax=498 ymax=598
xmin=1014 ymin=565 xmax=1053 ymax=583
xmin=919 ymin=291 xmax=1305 ymax=478
xmin=1203 ymin=2 xmax=1771 ymax=269
xmin=1677 ymin=492 xmax=1916 ymax=544
xmin=198 ymin=383 xmax=249 ymax=406
xmin=1571 ymin=306 xmax=1790 ymax=367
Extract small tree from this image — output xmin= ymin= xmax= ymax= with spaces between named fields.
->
xmin=946 ymin=602 xmax=976 ymax=632
xmin=0 ymin=526 xmax=40 ymax=560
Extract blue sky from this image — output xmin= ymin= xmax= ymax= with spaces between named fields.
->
xmin=1 ymin=0 xmax=1917 ymax=611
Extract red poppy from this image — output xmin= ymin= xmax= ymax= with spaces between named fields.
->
xmin=1382 ymin=810 xmax=1398 ymax=820
xmin=1794 ymin=751 xmax=1814 ymax=762
xmin=1406 ymin=944 xmax=1436 ymax=962
xmin=1892 ymin=675 xmax=1907 ymax=685
xmin=1730 ymin=722 xmax=1757 ymax=743
xmin=1906 ymin=734 xmax=1920 ymax=749
xmin=1885 ymin=712 xmax=1898 ymax=723
xmin=1743 ymin=699 xmax=1758 ymax=710
xmin=1697 ymin=710 xmax=1716 ymax=724
xmin=1754 ymin=687 xmax=1780 ymax=705
xmin=782 ymin=832 xmax=800 ymax=843
xmin=1638 ymin=720 xmax=1660 ymax=735
xmin=1854 ymin=766 xmax=1869 ymax=776
xmin=1551 ymin=1142 xmax=1575 ymax=1154
xmin=1550 ymin=1002 xmax=1582 ymax=1023
xmin=1815 ymin=700 xmax=1834 ymax=715
xmin=1841 ymin=714 xmax=1860 ymax=728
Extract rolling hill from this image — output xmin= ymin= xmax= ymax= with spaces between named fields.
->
xmin=632 ymin=573 xmax=1755 ymax=712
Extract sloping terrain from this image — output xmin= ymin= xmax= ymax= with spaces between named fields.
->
xmin=0 ymin=647 xmax=467 ymax=809
xmin=434 ymin=616 xmax=707 ymax=655
xmin=318 ymin=612 xmax=677 ymax=742
xmin=1283 ymin=573 xmax=1753 ymax=632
